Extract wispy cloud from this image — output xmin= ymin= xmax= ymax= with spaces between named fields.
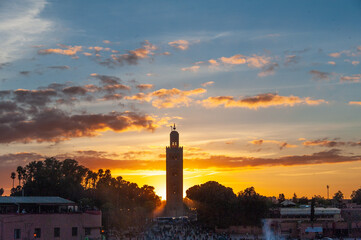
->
xmin=249 ymin=139 xmax=297 ymax=150
xmin=1 ymin=148 xmax=360 ymax=173
xmin=220 ymin=54 xmax=271 ymax=68
xmin=201 ymin=93 xmax=327 ymax=109
xmin=48 ymin=65 xmax=70 ymax=70
xmin=16 ymin=149 xmax=361 ymax=171
xmin=136 ymin=84 xmax=154 ymax=91
xmin=201 ymin=81 xmax=214 ymax=87
xmin=125 ymin=88 xmax=206 ymax=108
xmin=183 ymin=53 xmax=276 ymax=76
xmin=168 ymin=40 xmax=190 ymax=50
xmin=181 ymin=66 xmax=200 ymax=72
xmin=101 ymin=40 xmax=157 ymax=67
xmin=340 ymin=74 xmax=361 ymax=83
xmin=309 ymin=70 xmax=331 ymax=80
xmin=0 ymin=0 xmax=53 ymax=63
xmin=38 ymin=44 xmax=83 ymax=56
xmin=302 ymin=138 xmax=361 ymax=147
xmin=349 ymin=101 xmax=361 ymax=105
xmin=258 ymin=63 xmax=279 ymax=77
xmin=284 ymin=55 xmax=300 ymax=66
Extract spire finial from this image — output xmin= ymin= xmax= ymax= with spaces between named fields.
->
xmin=173 ymin=123 xmax=176 ymax=131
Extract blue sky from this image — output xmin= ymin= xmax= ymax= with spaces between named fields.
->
xmin=1 ymin=0 xmax=361 ymax=198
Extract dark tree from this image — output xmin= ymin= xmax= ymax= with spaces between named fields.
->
xmin=278 ymin=193 xmax=285 ymax=204
xmin=186 ymin=182 xmax=270 ymax=228
xmin=351 ymin=188 xmax=361 ymax=204
xmin=313 ymin=195 xmax=331 ymax=206
xmin=11 ymin=172 xmax=16 ymax=189
xmin=16 ymin=166 xmax=25 ymax=187
xmin=333 ymin=190 xmax=344 ymax=207
xmin=236 ymin=187 xmax=270 ymax=226
xmin=0 ymin=188 xmax=4 ymax=196
xmin=292 ymin=193 xmax=298 ymax=203
xmin=11 ymin=158 xmax=161 ymax=232
xmin=186 ymin=181 xmax=237 ymax=228
xmin=298 ymin=196 xmax=309 ymax=205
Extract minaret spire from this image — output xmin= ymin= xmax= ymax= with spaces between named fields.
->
xmin=165 ymin=124 xmax=183 ymax=217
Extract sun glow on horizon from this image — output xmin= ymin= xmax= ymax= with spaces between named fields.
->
xmin=110 ymin=160 xmax=361 ymax=201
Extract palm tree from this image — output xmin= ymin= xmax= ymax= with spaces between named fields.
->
xmin=11 ymin=172 xmax=16 ymax=189
xmin=16 ymin=166 xmax=23 ymax=187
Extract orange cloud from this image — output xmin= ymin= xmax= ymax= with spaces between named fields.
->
xmin=136 ymin=84 xmax=154 ymax=91
xmin=185 ymin=149 xmax=361 ymax=169
xmin=201 ymin=81 xmax=214 ymax=87
xmin=102 ymin=83 xmax=131 ymax=91
xmin=328 ymin=50 xmax=350 ymax=58
xmin=208 ymin=59 xmax=220 ymax=69
xmin=349 ymin=101 xmax=361 ymax=105
xmin=249 ymin=139 xmax=297 ymax=150
xmin=181 ymin=66 xmax=200 ymax=72
xmin=125 ymin=93 xmax=152 ymax=102
xmin=302 ymin=138 xmax=361 ymax=147
xmin=89 ymin=46 xmax=103 ymax=51
xmin=54 ymin=148 xmax=361 ymax=170
xmin=219 ymin=54 xmax=270 ymax=68
xmin=38 ymin=44 xmax=82 ymax=56
xmin=106 ymin=40 xmax=157 ymax=66
xmin=328 ymin=48 xmax=361 ymax=58
xmin=151 ymin=88 xmax=206 ymax=108
xmin=328 ymin=61 xmax=336 ymax=65
xmin=201 ymin=93 xmax=327 ymax=109
xmin=168 ymin=40 xmax=190 ymax=50
xmin=246 ymin=55 xmax=271 ymax=68
xmin=219 ymin=54 xmax=247 ymax=65
xmin=187 ymin=53 xmax=275 ymax=75
xmin=340 ymin=74 xmax=361 ymax=83
xmin=0 ymin=109 xmax=157 ymax=144
xmin=208 ymin=59 xmax=218 ymax=65
xmin=131 ymin=40 xmax=157 ymax=57
xmin=329 ymin=52 xmax=343 ymax=58
xmin=125 ymin=88 xmax=207 ymax=108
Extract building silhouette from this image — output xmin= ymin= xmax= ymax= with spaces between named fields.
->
xmin=0 ymin=196 xmax=101 ymax=239
xmin=165 ymin=124 xmax=184 ymax=217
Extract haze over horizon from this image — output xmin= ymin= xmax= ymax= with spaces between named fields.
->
xmin=1 ymin=0 xmax=361 ymax=200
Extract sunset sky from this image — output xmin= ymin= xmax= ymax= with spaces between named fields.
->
xmin=1 ymin=0 xmax=361 ymax=200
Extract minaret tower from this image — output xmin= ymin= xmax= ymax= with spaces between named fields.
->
xmin=166 ymin=124 xmax=184 ymax=217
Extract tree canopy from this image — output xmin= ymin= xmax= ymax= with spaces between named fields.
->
xmin=186 ymin=182 xmax=270 ymax=227
xmin=351 ymin=188 xmax=361 ymax=204
xmin=11 ymin=158 xmax=161 ymax=231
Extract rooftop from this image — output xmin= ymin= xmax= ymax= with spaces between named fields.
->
xmin=0 ymin=196 xmax=75 ymax=205
xmin=280 ymin=207 xmax=341 ymax=215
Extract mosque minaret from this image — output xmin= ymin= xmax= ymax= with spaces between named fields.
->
xmin=165 ymin=124 xmax=184 ymax=217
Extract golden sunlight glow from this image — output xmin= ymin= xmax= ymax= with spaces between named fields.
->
xmin=111 ymin=161 xmax=361 ymax=201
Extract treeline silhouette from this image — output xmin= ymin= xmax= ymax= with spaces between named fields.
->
xmin=10 ymin=158 xmax=161 ymax=231
xmin=186 ymin=182 xmax=270 ymax=227
xmin=6 ymin=158 xmax=361 ymax=231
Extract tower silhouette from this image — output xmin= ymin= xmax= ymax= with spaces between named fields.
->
xmin=165 ymin=124 xmax=184 ymax=217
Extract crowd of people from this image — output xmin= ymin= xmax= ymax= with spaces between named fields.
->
xmin=139 ymin=221 xmax=234 ymax=240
